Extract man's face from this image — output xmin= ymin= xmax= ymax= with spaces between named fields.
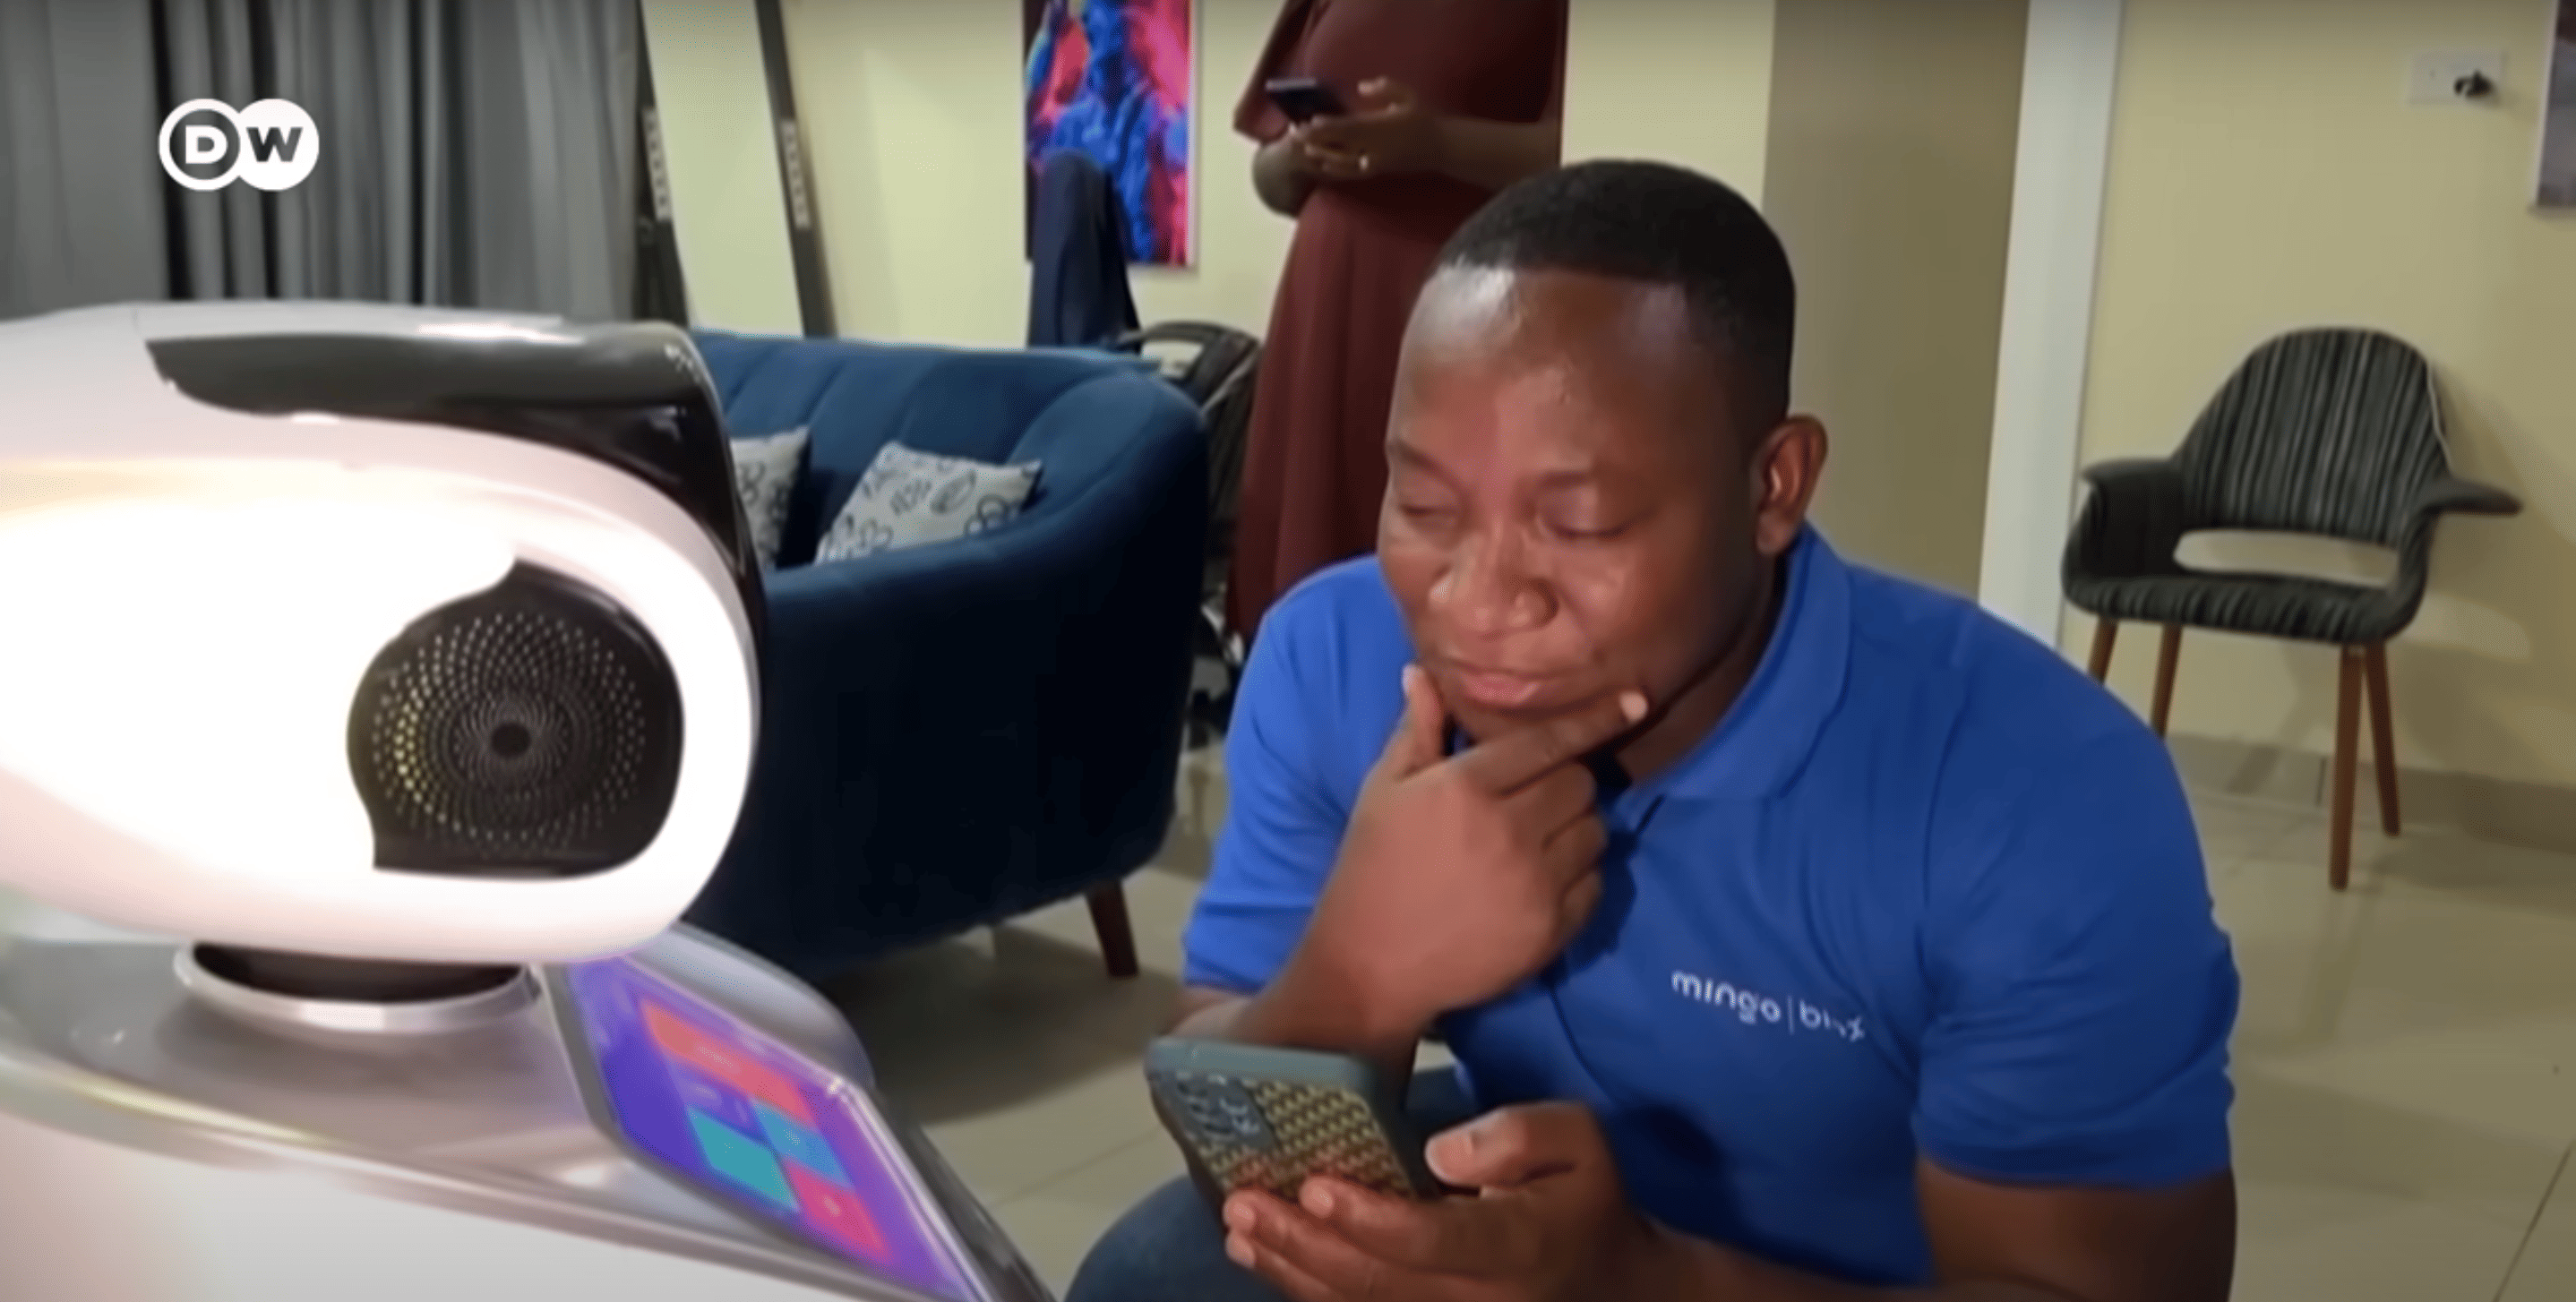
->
xmin=1378 ymin=268 xmax=1807 ymax=745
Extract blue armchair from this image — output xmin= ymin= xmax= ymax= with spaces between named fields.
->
xmin=681 ymin=331 xmax=1207 ymax=981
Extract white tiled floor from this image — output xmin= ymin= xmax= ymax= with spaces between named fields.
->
xmin=829 ymin=748 xmax=2576 ymax=1299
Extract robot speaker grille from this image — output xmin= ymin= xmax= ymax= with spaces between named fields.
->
xmin=348 ymin=563 xmax=684 ymax=878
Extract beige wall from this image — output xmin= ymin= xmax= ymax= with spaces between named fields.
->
xmin=638 ymin=0 xmax=803 ymax=335
xmin=643 ymin=0 xmax=2016 ymax=595
xmin=647 ymin=0 xmax=1785 ymax=348
xmin=773 ymin=0 xmax=1292 ymax=347
xmin=1562 ymin=0 xmax=1777 ymax=196
xmin=1761 ymin=0 xmax=2026 ymax=595
xmin=2074 ymin=0 xmax=2576 ymax=788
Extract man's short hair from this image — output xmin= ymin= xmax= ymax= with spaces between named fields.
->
xmin=1436 ymin=159 xmax=1797 ymax=436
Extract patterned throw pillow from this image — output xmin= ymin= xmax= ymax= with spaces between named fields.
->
xmin=815 ymin=441 xmax=1042 ymax=563
xmin=727 ymin=427 xmax=809 ymax=570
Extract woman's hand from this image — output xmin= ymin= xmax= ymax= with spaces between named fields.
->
xmin=1301 ymin=79 xmax=1446 ymax=181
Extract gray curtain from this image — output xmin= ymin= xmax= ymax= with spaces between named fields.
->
xmin=0 ymin=0 xmax=171 ymax=316
xmin=1 ymin=0 xmax=640 ymax=321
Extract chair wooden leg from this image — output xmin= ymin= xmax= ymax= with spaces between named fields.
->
xmin=2329 ymin=647 xmax=2363 ymax=892
xmin=2149 ymin=625 xmax=2183 ymax=737
xmin=2363 ymin=642 xmax=2400 ymax=835
xmin=1086 ymin=882 xmax=1140 ymax=980
xmin=2087 ymin=619 xmax=2118 ymax=681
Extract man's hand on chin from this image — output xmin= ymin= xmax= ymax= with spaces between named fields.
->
xmin=1218 ymin=1102 xmax=1680 ymax=1302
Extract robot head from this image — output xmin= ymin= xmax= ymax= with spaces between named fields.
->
xmin=0 ymin=303 xmax=762 ymax=966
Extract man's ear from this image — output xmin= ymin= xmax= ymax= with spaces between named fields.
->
xmin=1749 ymin=415 xmax=1826 ymax=557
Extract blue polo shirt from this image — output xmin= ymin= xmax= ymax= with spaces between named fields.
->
xmin=1181 ymin=528 xmax=2237 ymax=1287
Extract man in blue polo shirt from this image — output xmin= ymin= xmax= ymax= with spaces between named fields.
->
xmin=1069 ymin=160 xmax=2237 ymax=1302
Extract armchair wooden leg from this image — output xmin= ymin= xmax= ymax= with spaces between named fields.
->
xmin=1086 ymin=883 xmax=1141 ymax=980
xmin=2363 ymin=642 xmax=2400 ymax=835
xmin=2329 ymin=647 xmax=2363 ymax=892
xmin=2150 ymin=625 xmax=2183 ymax=737
xmin=2087 ymin=619 xmax=2118 ymax=681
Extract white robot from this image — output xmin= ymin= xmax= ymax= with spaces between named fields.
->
xmin=0 ymin=303 xmax=1054 ymax=1302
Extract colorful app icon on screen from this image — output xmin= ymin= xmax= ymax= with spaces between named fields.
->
xmin=788 ymin=1163 xmax=891 ymax=1258
xmin=644 ymin=999 xmax=813 ymax=1125
xmin=686 ymin=1108 xmax=799 ymax=1212
xmin=670 ymin=1063 xmax=762 ymax=1133
xmin=757 ymin=1101 xmax=854 ymax=1186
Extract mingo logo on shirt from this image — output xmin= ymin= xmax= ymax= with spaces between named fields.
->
xmin=1670 ymin=970 xmax=1867 ymax=1042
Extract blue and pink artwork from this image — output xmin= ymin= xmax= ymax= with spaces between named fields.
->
xmin=1025 ymin=0 xmax=1194 ymax=266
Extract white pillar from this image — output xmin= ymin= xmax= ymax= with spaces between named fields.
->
xmin=1978 ymin=0 xmax=2125 ymax=645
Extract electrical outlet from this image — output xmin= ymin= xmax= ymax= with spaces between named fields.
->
xmin=2407 ymin=48 xmax=2504 ymax=105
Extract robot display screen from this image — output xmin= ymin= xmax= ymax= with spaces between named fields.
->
xmin=558 ymin=958 xmax=984 ymax=1301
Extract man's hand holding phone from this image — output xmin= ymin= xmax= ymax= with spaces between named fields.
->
xmin=1283 ymin=665 xmax=1646 ymax=1045
xmin=1223 ymin=1101 xmax=1681 ymax=1302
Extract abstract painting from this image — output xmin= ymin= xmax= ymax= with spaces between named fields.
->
xmin=2542 ymin=0 xmax=2576 ymax=208
xmin=1024 ymin=0 xmax=1194 ymax=266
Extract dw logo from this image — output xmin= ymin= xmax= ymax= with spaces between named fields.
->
xmin=158 ymin=99 xmax=321 ymax=193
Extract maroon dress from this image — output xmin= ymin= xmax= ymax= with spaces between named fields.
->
xmin=1225 ymin=0 xmax=1567 ymax=638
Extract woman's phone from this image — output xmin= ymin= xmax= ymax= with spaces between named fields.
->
xmin=1265 ymin=76 xmax=1348 ymax=124
xmin=1146 ymin=1038 xmax=1445 ymax=1205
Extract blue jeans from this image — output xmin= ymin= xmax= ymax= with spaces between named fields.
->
xmin=1064 ymin=1066 xmax=1478 ymax=1302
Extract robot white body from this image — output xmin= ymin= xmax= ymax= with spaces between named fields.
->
xmin=0 ymin=914 xmax=975 ymax=1302
xmin=0 ymin=304 xmax=1052 ymax=1302
xmin=0 ymin=302 xmax=755 ymax=964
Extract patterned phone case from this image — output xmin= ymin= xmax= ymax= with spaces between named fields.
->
xmin=1147 ymin=1049 xmax=1438 ymax=1202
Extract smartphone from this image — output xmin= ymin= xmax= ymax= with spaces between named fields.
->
xmin=1264 ymin=76 xmax=1347 ymax=124
xmin=1145 ymin=1038 xmax=1444 ymax=1205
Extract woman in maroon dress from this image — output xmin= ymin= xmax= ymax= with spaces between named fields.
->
xmin=1225 ymin=0 xmax=1568 ymax=639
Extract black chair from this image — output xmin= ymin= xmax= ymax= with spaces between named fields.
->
xmin=1111 ymin=321 xmax=1262 ymax=745
xmin=2063 ymin=327 xmax=2520 ymax=890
